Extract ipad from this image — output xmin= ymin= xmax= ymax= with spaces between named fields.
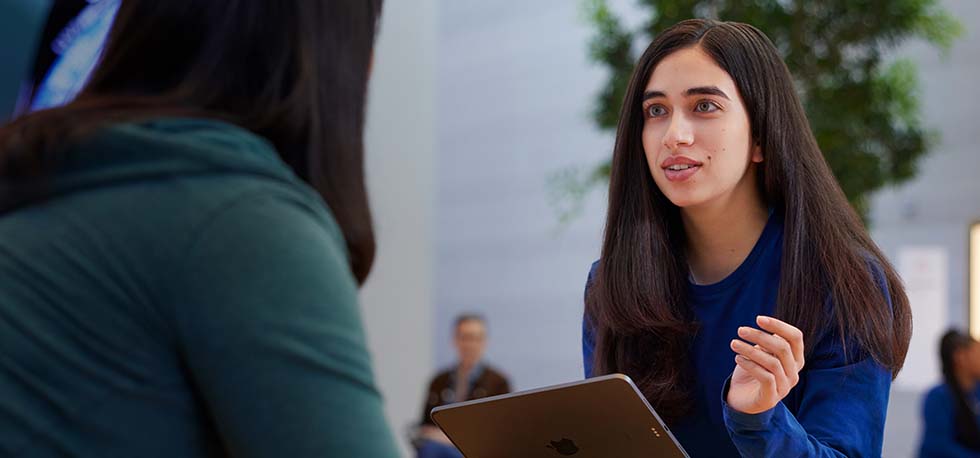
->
xmin=430 ymin=373 xmax=689 ymax=457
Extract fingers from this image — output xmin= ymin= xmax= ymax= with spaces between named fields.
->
xmin=737 ymin=326 xmax=800 ymax=381
xmin=734 ymin=355 xmax=778 ymax=398
xmin=731 ymin=339 xmax=791 ymax=394
xmin=756 ymin=315 xmax=805 ymax=366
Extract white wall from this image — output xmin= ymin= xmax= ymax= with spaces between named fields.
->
xmin=361 ymin=0 xmax=437 ymax=455
xmin=433 ymin=0 xmax=612 ymax=390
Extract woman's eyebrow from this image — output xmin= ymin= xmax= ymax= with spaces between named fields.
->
xmin=641 ymin=86 xmax=731 ymax=102
xmin=685 ymin=86 xmax=730 ymax=100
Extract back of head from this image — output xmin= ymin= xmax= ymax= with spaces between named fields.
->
xmin=0 ymin=0 xmax=383 ymax=283
xmin=941 ymin=330 xmax=973 ymax=373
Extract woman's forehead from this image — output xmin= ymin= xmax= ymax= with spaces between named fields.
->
xmin=644 ymin=47 xmax=738 ymax=97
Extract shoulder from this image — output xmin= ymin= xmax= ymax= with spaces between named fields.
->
xmin=157 ymin=182 xmax=356 ymax=335
xmin=862 ymin=253 xmax=890 ymax=298
xmin=160 ymin=185 xmax=351 ymax=303
xmin=921 ymin=384 xmax=957 ymax=418
xmin=178 ymin=191 xmax=352 ymax=290
xmin=428 ymin=369 xmax=453 ymax=387
xmin=819 ymin=252 xmax=893 ymax=322
xmin=925 ymin=384 xmax=952 ymax=406
xmin=171 ymin=192 xmax=361 ymax=343
xmin=584 ymin=259 xmax=600 ymax=288
xmin=583 ymin=260 xmax=601 ymax=335
xmin=584 ymin=259 xmax=600 ymax=294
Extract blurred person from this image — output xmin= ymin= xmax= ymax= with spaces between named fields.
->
xmin=583 ymin=19 xmax=912 ymax=457
xmin=0 ymin=1 xmax=399 ymax=457
xmin=416 ymin=314 xmax=510 ymax=458
xmin=919 ymin=330 xmax=980 ymax=457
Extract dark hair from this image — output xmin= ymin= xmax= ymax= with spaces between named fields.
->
xmin=0 ymin=0 xmax=383 ymax=284
xmin=940 ymin=330 xmax=980 ymax=449
xmin=454 ymin=314 xmax=487 ymax=332
xmin=586 ymin=19 xmax=912 ymax=421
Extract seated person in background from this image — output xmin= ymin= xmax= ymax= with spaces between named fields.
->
xmin=919 ymin=329 xmax=980 ymax=457
xmin=416 ymin=314 xmax=511 ymax=457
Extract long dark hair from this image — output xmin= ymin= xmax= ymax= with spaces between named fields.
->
xmin=586 ymin=19 xmax=912 ymax=421
xmin=940 ymin=330 xmax=980 ymax=449
xmin=0 ymin=0 xmax=383 ymax=284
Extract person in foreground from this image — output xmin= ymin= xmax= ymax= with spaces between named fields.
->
xmin=0 ymin=1 xmax=399 ymax=456
xmin=919 ymin=330 xmax=980 ymax=457
xmin=582 ymin=19 xmax=912 ymax=457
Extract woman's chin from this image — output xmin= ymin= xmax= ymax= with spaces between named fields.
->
xmin=655 ymin=179 xmax=705 ymax=209
xmin=664 ymin=193 xmax=705 ymax=209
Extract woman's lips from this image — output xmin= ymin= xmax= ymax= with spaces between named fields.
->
xmin=664 ymin=165 xmax=701 ymax=182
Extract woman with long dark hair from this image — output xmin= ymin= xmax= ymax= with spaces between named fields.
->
xmin=582 ymin=19 xmax=912 ymax=456
xmin=0 ymin=1 xmax=399 ymax=456
xmin=919 ymin=330 xmax=980 ymax=457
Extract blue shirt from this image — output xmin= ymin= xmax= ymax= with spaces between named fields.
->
xmin=583 ymin=213 xmax=893 ymax=457
xmin=919 ymin=383 xmax=980 ymax=457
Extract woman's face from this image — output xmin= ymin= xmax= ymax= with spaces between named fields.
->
xmin=641 ymin=46 xmax=763 ymax=210
xmin=957 ymin=341 xmax=980 ymax=380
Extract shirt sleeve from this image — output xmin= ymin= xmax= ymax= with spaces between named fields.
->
xmin=918 ymin=389 xmax=980 ymax=458
xmin=721 ymin=357 xmax=891 ymax=457
xmin=172 ymin=193 xmax=399 ymax=457
xmin=722 ymin=260 xmax=896 ymax=457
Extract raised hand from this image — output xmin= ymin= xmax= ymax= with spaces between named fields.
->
xmin=726 ymin=315 xmax=805 ymax=415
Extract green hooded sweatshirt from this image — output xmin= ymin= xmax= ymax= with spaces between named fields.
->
xmin=0 ymin=118 xmax=400 ymax=457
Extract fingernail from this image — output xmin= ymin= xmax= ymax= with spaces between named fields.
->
xmin=758 ymin=315 xmax=769 ymax=324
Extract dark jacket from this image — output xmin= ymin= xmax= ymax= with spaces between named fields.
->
xmin=421 ymin=363 xmax=511 ymax=425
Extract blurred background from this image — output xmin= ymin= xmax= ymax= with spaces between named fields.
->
xmin=3 ymin=0 xmax=979 ymax=456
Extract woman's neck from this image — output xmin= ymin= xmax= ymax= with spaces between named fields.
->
xmin=682 ymin=187 xmax=768 ymax=285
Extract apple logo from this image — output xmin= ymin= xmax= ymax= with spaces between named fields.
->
xmin=547 ymin=438 xmax=579 ymax=456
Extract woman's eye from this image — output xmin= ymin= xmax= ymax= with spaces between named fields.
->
xmin=695 ymin=101 xmax=720 ymax=113
xmin=646 ymin=105 xmax=667 ymax=118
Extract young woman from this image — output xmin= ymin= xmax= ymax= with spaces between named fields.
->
xmin=0 ymin=1 xmax=399 ymax=456
xmin=582 ymin=19 xmax=912 ymax=457
xmin=919 ymin=330 xmax=980 ymax=457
